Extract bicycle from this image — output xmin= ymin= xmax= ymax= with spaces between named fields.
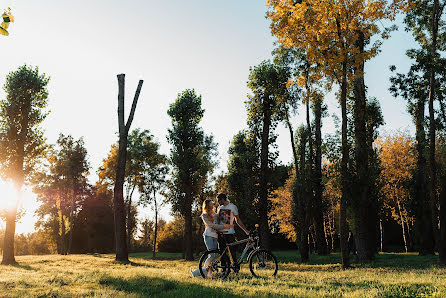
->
xmin=198 ymin=224 xmax=278 ymax=279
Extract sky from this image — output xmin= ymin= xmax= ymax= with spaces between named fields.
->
xmin=0 ymin=0 xmax=417 ymax=234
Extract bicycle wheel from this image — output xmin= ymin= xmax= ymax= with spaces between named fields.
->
xmin=248 ymin=249 xmax=278 ymax=277
xmin=198 ymin=250 xmax=230 ymax=279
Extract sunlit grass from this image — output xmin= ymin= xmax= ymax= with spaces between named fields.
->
xmin=0 ymin=251 xmax=444 ymax=297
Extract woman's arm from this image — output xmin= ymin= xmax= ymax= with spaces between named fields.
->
xmin=201 ymin=214 xmax=232 ymax=230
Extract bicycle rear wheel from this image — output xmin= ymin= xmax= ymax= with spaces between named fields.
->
xmin=198 ymin=250 xmax=230 ymax=279
xmin=248 ymin=249 xmax=278 ymax=277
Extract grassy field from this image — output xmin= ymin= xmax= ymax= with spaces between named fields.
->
xmin=0 ymin=251 xmax=445 ymax=297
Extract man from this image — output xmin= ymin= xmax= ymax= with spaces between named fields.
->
xmin=216 ymin=193 xmax=249 ymax=267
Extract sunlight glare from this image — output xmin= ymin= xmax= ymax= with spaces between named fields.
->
xmin=0 ymin=179 xmax=17 ymax=213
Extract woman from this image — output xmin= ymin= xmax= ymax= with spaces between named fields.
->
xmin=190 ymin=199 xmax=232 ymax=277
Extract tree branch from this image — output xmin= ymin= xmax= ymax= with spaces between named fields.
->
xmin=125 ymin=80 xmax=144 ymax=133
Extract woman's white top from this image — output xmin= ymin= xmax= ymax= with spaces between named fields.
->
xmin=201 ymin=213 xmax=224 ymax=238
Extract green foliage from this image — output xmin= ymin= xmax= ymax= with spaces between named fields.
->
xmin=166 ymin=89 xmax=217 ymax=214
xmin=0 ymin=65 xmax=50 ymax=184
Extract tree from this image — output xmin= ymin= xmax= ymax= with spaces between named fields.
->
xmin=246 ymin=60 xmax=290 ymax=249
xmin=268 ymin=0 xmax=406 ymax=266
xmin=166 ymin=89 xmax=217 ymax=260
xmin=376 ymin=133 xmax=416 ymax=253
xmin=225 ymin=131 xmax=259 ymax=228
xmin=33 ymin=134 xmax=89 ymax=255
xmin=132 ymin=129 xmax=167 ymax=258
xmin=113 ymin=74 xmax=143 ymax=262
xmin=0 ymin=8 xmax=14 ymax=36
xmin=0 ymin=65 xmax=49 ymax=265
xmin=389 ymin=54 xmax=441 ymax=255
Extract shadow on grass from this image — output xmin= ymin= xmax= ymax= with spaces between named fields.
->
xmin=99 ymin=275 xmax=241 ymax=297
xmin=275 ymin=251 xmax=441 ymax=270
xmin=11 ymin=264 xmax=35 ymax=271
xmin=130 ymin=252 xmax=183 ymax=261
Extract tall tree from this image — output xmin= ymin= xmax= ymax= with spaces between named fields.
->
xmin=167 ymin=89 xmax=217 ymax=260
xmin=246 ymin=60 xmax=289 ymax=249
xmin=226 ymin=131 xmax=259 ymax=228
xmin=113 ymin=74 xmax=143 ymax=262
xmin=0 ymin=65 xmax=49 ymax=264
xmin=389 ymin=55 xmax=438 ymax=255
xmin=268 ymin=0 xmax=405 ymax=265
xmin=377 ymin=133 xmax=416 ymax=253
xmin=406 ymin=0 xmax=446 ymax=253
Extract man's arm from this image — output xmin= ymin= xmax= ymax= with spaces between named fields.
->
xmin=234 ymin=215 xmax=249 ymax=235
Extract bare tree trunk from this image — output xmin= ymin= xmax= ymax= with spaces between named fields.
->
xmin=1 ymin=184 xmax=20 ymax=265
xmin=126 ymin=186 xmax=135 ymax=252
xmin=298 ymin=130 xmax=309 ymax=262
xmin=339 ymin=55 xmax=350 ymax=269
xmin=153 ymin=189 xmax=158 ymax=259
xmin=313 ymin=97 xmax=328 ymax=255
xmin=380 ymin=219 xmax=383 ymax=253
xmin=397 ymin=201 xmax=408 ymax=253
xmin=113 ymin=74 xmax=143 ymax=263
xmin=259 ymin=101 xmax=271 ymax=250
xmin=184 ymin=191 xmax=194 ymax=260
xmin=68 ymin=184 xmax=75 ymax=254
xmin=353 ymin=30 xmax=374 ymax=263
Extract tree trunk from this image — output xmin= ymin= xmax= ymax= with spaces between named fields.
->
xmin=440 ymin=176 xmax=446 ymax=265
xmin=353 ymin=30 xmax=374 ymax=263
xmin=380 ymin=219 xmax=383 ymax=253
xmin=313 ymin=97 xmax=328 ymax=255
xmin=298 ymin=130 xmax=309 ymax=262
xmin=184 ymin=192 xmax=194 ymax=260
xmin=68 ymin=184 xmax=75 ymax=254
xmin=259 ymin=100 xmax=271 ymax=250
xmin=339 ymin=56 xmax=351 ymax=269
xmin=415 ymin=86 xmax=435 ymax=255
xmin=153 ymin=192 xmax=158 ymax=259
xmin=1 ymin=184 xmax=20 ymax=265
xmin=126 ymin=186 xmax=135 ymax=253
xmin=428 ymin=0 xmax=440 ymax=251
xmin=397 ymin=201 xmax=408 ymax=253
xmin=113 ymin=74 xmax=143 ymax=263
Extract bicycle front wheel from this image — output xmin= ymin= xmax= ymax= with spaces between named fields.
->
xmin=248 ymin=249 xmax=278 ymax=277
xmin=198 ymin=250 xmax=230 ymax=279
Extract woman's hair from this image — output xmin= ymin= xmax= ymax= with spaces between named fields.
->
xmin=202 ymin=199 xmax=215 ymax=221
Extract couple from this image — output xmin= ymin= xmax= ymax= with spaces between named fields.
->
xmin=191 ymin=193 xmax=249 ymax=277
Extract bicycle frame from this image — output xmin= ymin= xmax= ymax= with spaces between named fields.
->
xmin=220 ymin=236 xmax=257 ymax=266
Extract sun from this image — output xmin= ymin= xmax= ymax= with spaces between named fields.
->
xmin=0 ymin=179 xmax=17 ymax=213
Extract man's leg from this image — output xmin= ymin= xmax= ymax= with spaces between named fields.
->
xmin=224 ymin=234 xmax=236 ymax=264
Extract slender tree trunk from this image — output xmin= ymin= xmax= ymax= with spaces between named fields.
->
xmin=184 ymin=191 xmax=194 ymax=260
xmin=113 ymin=74 xmax=143 ymax=262
xmin=440 ymin=176 xmax=446 ymax=264
xmin=340 ymin=57 xmax=351 ymax=269
xmin=153 ymin=192 xmax=158 ymax=259
xmin=380 ymin=219 xmax=383 ymax=253
xmin=68 ymin=184 xmax=75 ymax=254
xmin=298 ymin=130 xmax=309 ymax=262
xmin=126 ymin=186 xmax=135 ymax=252
xmin=259 ymin=101 xmax=271 ymax=250
xmin=353 ymin=30 xmax=374 ymax=263
xmin=397 ymin=201 xmax=408 ymax=253
xmin=428 ymin=0 xmax=440 ymax=251
xmin=313 ymin=97 xmax=328 ymax=255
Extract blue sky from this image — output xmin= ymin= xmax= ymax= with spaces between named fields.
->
xmin=0 ymin=0 xmax=417 ymax=233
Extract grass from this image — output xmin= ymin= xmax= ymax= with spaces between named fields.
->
xmin=0 ymin=251 xmax=444 ymax=297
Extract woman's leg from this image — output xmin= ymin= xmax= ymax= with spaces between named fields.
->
xmin=191 ymin=236 xmax=218 ymax=277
